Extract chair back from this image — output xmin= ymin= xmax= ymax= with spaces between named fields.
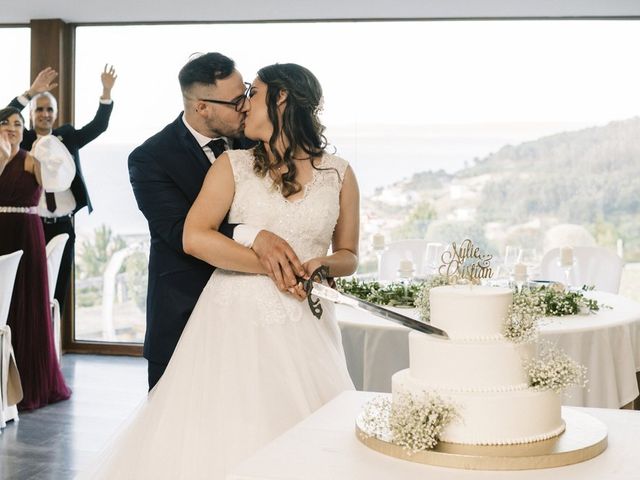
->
xmin=539 ymin=246 xmax=624 ymax=293
xmin=45 ymin=234 xmax=69 ymax=302
xmin=0 ymin=250 xmax=24 ymax=327
xmin=378 ymin=239 xmax=428 ymax=281
xmin=543 ymin=223 xmax=596 ymax=253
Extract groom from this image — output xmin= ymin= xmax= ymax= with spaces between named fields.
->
xmin=130 ymin=52 xmax=305 ymax=389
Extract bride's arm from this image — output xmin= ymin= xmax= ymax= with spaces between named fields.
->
xmin=183 ymin=153 xmax=266 ymax=274
xmin=305 ymin=165 xmax=360 ymax=278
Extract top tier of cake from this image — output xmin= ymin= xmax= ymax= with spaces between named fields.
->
xmin=430 ymin=285 xmax=512 ymax=340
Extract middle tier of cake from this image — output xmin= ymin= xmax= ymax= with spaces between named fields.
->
xmin=408 ymin=331 xmax=535 ymax=391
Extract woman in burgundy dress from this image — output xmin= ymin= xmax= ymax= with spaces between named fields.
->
xmin=0 ymin=107 xmax=71 ymax=410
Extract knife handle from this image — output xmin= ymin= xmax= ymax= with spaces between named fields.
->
xmin=296 ymin=265 xmax=329 ymax=319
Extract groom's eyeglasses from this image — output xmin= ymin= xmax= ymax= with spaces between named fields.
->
xmin=198 ymin=82 xmax=251 ymax=112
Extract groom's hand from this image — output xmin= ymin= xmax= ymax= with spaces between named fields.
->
xmin=252 ymin=230 xmax=305 ymax=292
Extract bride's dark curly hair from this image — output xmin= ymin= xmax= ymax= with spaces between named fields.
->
xmin=252 ymin=63 xmax=329 ymax=197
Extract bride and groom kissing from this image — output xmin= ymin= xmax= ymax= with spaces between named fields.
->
xmin=78 ymin=52 xmax=360 ymax=478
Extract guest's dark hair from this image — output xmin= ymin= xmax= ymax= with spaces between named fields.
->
xmin=0 ymin=107 xmax=24 ymax=124
xmin=252 ymin=63 xmax=329 ymax=198
xmin=178 ymin=52 xmax=235 ymax=92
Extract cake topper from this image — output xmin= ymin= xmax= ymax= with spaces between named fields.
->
xmin=438 ymin=239 xmax=493 ymax=284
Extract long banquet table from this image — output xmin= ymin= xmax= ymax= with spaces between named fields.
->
xmin=227 ymin=391 xmax=640 ymax=480
xmin=336 ymin=291 xmax=640 ymax=408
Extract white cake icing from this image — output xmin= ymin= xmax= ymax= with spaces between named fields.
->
xmin=391 ymin=285 xmax=565 ymax=446
xmin=409 ymin=332 xmax=536 ymax=390
xmin=392 ymin=369 xmax=565 ymax=445
xmin=429 ymin=285 xmax=512 ymax=339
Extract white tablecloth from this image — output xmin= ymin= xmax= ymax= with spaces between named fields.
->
xmin=228 ymin=391 xmax=640 ymax=480
xmin=336 ymin=292 xmax=640 ymax=408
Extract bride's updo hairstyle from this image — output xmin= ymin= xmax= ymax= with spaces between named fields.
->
xmin=252 ymin=63 xmax=329 ymax=198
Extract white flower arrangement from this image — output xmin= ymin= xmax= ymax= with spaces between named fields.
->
xmin=360 ymin=393 xmax=457 ymax=454
xmin=414 ymin=275 xmax=451 ymax=322
xmin=414 ymin=276 xmax=602 ymax=344
xmin=524 ymin=341 xmax=588 ymax=393
xmin=503 ymin=290 xmax=545 ymax=343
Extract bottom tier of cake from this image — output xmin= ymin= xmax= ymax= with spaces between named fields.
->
xmin=392 ymin=369 xmax=566 ymax=446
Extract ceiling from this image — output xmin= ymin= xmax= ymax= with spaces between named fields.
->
xmin=2 ymin=0 xmax=640 ymax=25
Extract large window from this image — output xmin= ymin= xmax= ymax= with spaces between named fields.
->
xmin=73 ymin=20 xmax=640 ymax=343
xmin=0 ymin=28 xmax=30 ymax=107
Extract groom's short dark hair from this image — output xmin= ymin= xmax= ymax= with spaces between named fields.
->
xmin=178 ymin=52 xmax=235 ymax=92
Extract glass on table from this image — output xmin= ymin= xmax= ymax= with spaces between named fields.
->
xmin=424 ymin=242 xmax=444 ymax=276
xmin=517 ymin=248 xmax=541 ymax=280
xmin=497 ymin=245 xmax=520 ymax=283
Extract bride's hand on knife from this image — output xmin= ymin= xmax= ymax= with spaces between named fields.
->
xmin=287 ymin=258 xmax=326 ymax=301
xmin=252 ymin=230 xmax=305 ymax=292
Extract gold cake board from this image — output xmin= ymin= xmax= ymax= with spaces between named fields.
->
xmin=355 ymin=407 xmax=607 ymax=470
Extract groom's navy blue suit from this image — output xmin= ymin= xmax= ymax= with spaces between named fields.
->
xmin=129 ymin=114 xmax=252 ymax=389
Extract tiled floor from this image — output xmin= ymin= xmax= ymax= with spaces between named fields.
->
xmin=0 ymin=354 xmax=147 ymax=480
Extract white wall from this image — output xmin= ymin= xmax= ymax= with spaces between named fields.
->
xmin=1 ymin=0 xmax=640 ymax=24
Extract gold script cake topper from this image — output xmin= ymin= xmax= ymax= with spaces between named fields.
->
xmin=438 ymin=239 xmax=493 ymax=283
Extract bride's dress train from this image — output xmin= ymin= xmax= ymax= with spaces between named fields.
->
xmin=78 ymin=150 xmax=354 ymax=479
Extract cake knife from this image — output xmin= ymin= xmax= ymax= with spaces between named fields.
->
xmin=306 ymin=281 xmax=449 ymax=339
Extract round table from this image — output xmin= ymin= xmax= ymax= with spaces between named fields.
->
xmin=336 ymin=291 xmax=640 ymax=408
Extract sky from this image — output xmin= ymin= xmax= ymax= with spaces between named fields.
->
xmin=4 ymin=20 xmax=640 ymax=146
xmin=70 ymin=19 xmax=640 ymax=143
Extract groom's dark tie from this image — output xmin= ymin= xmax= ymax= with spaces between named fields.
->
xmin=206 ymin=138 xmax=227 ymax=158
xmin=45 ymin=192 xmax=57 ymax=213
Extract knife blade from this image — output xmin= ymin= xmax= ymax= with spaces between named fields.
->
xmin=308 ymin=282 xmax=449 ymax=339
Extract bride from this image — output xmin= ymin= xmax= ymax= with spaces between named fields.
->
xmin=79 ymin=63 xmax=359 ymax=479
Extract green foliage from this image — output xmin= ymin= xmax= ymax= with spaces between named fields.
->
xmin=76 ymin=286 xmax=101 ymax=308
xmin=393 ymin=201 xmax=437 ymax=239
xmin=395 ymin=117 xmax=640 ymax=261
xmin=425 ymin=220 xmax=493 ymax=255
xmin=535 ymin=285 xmax=601 ymax=316
xmin=77 ymin=225 xmax=126 ymax=279
xmin=336 ymin=278 xmax=423 ymax=307
xmin=124 ymin=252 xmax=148 ymax=311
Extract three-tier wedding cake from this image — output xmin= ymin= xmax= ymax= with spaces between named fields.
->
xmin=391 ymin=285 xmax=566 ymax=446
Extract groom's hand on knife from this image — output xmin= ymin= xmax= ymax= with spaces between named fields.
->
xmin=252 ymin=230 xmax=305 ymax=292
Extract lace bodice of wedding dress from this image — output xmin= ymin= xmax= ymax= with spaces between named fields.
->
xmin=227 ymin=148 xmax=348 ymax=262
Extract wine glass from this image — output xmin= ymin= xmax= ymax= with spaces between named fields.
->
xmin=557 ymin=247 xmax=575 ymax=288
xmin=502 ymin=245 xmax=520 ymax=282
xmin=424 ymin=242 xmax=443 ymax=276
xmin=371 ymin=233 xmax=386 ymax=280
xmin=512 ymin=263 xmax=528 ymax=292
xmin=397 ymin=258 xmax=415 ymax=302
xmin=517 ymin=248 xmax=541 ymax=280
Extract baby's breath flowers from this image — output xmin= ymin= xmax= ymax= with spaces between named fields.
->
xmin=525 ymin=341 xmax=588 ymax=393
xmin=504 ymin=290 xmax=545 ymax=343
xmin=414 ymin=275 xmax=451 ymax=322
xmin=390 ymin=392 xmax=457 ymax=453
xmin=360 ymin=392 xmax=457 ymax=454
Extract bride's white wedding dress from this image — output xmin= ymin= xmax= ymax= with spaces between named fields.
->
xmin=79 ymin=150 xmax=354 ymax=479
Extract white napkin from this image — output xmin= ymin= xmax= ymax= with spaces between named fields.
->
xmin=32 ymin=135 xmax=76 ymax=192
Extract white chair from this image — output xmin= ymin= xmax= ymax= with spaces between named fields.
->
xmin=46 ymin=234 xmax=69 ymax=361
xmin=543 ymin=224 xmax=596 ymax=253
xmin=539 ymin=246 xmax=624 ymax=293
xmin=378 ymin=239 xmax=428 ymax=281
xmin=0 ymin=250 xmax=24 ymax=428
